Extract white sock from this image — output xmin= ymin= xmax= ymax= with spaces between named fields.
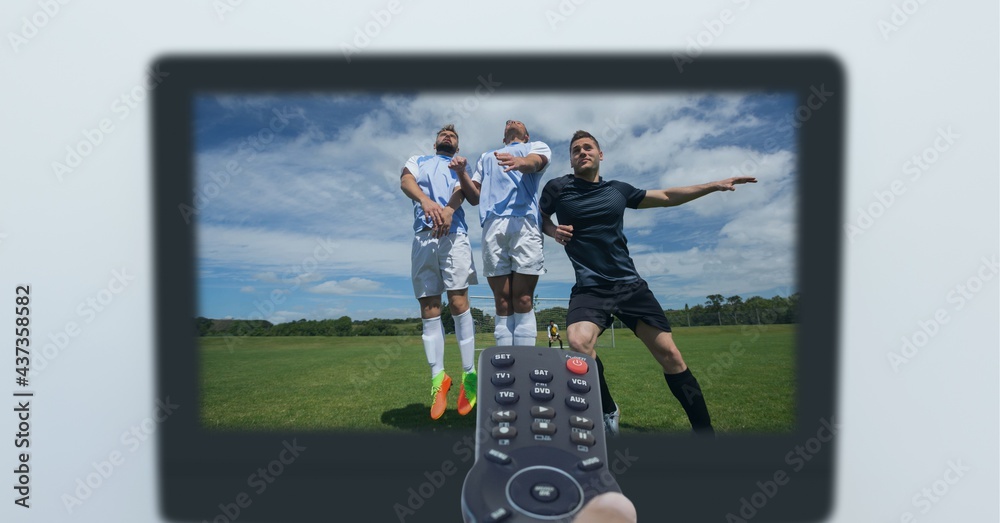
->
xmin=437 ymin=318 xmax=446 ymax=373
xmin=513 ymin=311 xmax=538 ymax=346
xmin=494 ymin=314 xmax=512 ymax=345
xmin=421 ymin=316 xmax=445 ymax=378
xmin=454 ymin=309 xmax=476 ymax=372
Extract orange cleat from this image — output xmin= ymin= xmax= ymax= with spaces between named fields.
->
xmin=457 ymin=371 xmax=478 ymax=416
xmin=430 ymin=372 xmax=452 ymax=420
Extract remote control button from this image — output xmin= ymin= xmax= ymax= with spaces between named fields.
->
xmin=486 ymin=449 xmax=512 ymax=465
xmin=491 ymin=371 xmax=514 ymax=386
xmin=569 ymin=415 xmax=595 ymax=430
xmin=566 ymin=357 xmax=588 ymax=375
xmin=578 ymin=457 xmax=603 ymax=471
xmin=531 ymin=483 xmax=560 ymax=503
xmin=495 ymin=390 xmax=519 ymax=405
xmin=506 ymin=467 xmax=583 ymax=518
xmin=492 ymin=410 xmax=517 ymax=423
xmin=531 ymin=406 xmax=556 ymax=419
xmin=531 ymin=420 xmax=557 ymax=435
xmin=567 ymin=377 xmax=591 ymax=393
xmin=492 ymin=425 xmax=517 ymax=439
xmin=530 ymin=368 xmax=553 ymax=383
xmin=565 ymin=395 xmax=588 ymax=411
xmin=530 ymin=385 xmax=554 ymax=401
xmin=492 ymin=353 xmax=515 ymax=368
xmin=570 ymin=430 xmax=596 ymax=447
xmin=485 ymin=507 xmax=512 ymax=522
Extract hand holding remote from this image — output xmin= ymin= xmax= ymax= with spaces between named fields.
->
xmin=461 ymin=346 xmax=623 ymax=522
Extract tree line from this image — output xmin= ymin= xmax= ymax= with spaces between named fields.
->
xmin=521 ymin=293 xmax=798 ymax=330
xmin=194 ymin=312 xmax=496 ymax=338
xmin=195 ymin=316 xmax=421 ymax=337
xmin=667 ymin=293 xmax=799 ymax=327
xmin=196 ymin=293 xmax=797 ymax=337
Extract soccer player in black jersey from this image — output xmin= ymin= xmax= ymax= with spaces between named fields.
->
xmin=540 ymin=130 xmax=756 ymax=436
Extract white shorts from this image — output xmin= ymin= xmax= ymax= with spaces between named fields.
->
xmin=481 ymin=215 xmax=546 ymax=278
xmin=411 ymin=231 xmax=478 ymax=299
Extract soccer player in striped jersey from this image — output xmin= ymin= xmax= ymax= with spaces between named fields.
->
xmin=455 ymin=120 xmax=552 ymax=347
xmin=540 ymin=130 xmax=756 ymax=436
xmin=400 ymin=124 xmax=479 ymax=419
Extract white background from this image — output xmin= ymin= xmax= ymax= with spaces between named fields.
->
xmin=2 ymin=1 xmax=997 ymax=522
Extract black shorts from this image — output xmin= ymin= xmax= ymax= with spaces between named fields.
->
xmin=566 ymin=279 xmax=672 ymax=334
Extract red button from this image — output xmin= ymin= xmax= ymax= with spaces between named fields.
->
xmin=566 ymin=358 xmax=588 ymax=375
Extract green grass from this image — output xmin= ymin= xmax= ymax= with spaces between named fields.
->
xmin=200 ymin=324 xmax=794 ymax=434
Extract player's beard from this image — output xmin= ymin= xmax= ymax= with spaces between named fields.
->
xmin=435 ymin=143 xmax=457 ymax=155
xmin=504 ymin=130 xmax=527 ymax=144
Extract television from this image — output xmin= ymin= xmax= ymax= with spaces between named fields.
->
xmin=155 ymin=54 xmax=843 ymax=522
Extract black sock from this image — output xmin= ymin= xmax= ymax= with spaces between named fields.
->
xmin=665 ymin=369 xmax=714 ymax=434
xmin=595 ymin=355 xmax=616 ymax=414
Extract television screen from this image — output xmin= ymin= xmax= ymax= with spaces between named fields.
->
xmin=156 ymin=55 xmax=842 ymax=522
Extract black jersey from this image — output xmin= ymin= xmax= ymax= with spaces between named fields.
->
xmin=540 ymin=174 xmax=647 ymax=287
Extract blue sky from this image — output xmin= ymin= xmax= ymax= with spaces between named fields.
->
xmin=193 ymin=91 xmax=798 ymax=323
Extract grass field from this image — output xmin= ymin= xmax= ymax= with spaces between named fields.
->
xmin=200 ymin=324 xmax=795 ymax=433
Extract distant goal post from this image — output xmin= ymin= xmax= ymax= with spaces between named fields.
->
xmin=468 ymin=296 xmax=616 ymax=349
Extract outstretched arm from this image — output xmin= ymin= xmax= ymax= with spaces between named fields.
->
xmin=637 ymin=176 xmax=757 ymax=209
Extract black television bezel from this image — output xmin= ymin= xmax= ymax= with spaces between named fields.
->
xmin=155 ymin=54 xmax=843 ymax=522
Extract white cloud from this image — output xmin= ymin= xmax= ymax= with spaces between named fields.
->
xmin=193 ymin=93 xmax=783 ymax=252
xmin=240 ymin=286 xmax=255 ymax=293
xmin=653 ymin=147 xmax=796 ymax=218
xmin=196 ymin=91 xmax=798 ymax=317
xmin=308 ymin=277 xmax=382 ymax=295
xmin=198 ymin=224 xmax=411 ymax=279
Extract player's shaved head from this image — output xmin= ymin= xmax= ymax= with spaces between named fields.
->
xmin=504 ymin=119 xmax=529 ymax=144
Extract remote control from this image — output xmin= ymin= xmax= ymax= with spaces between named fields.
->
xmin=460 ymin=346 xmax=621 ymax=522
